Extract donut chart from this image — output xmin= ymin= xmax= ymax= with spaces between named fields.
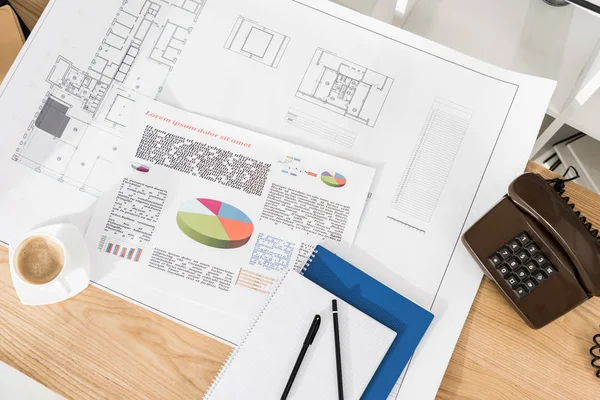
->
xmin=321 ymin=171 xmax=347 ymax=188
xmin=176 ymin=198 xmax=254 ymax=249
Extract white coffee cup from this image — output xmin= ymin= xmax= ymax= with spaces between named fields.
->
xmin=11 ymin=233 xmax=71 ymax=294
xmin=9 ymin=223 xmax=90 ymax=305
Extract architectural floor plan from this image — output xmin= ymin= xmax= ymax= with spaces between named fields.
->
xmin=12 ymin=0 xmax=205 ymax=196
xmin=225 ymin=16 xmax=290 ymax=68
xmin=297 ymin=48 xmax=393 ymax=127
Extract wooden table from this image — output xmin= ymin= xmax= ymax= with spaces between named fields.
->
xmin=8 ymin=0 xmax=45 ymax=31
xmin=3 ymin=2 xmax=600 ymax=398
xmin=439 ymin=162 xmax=600 ymax=400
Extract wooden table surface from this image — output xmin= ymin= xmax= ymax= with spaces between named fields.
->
xmin=8 ymin=0 xmax=45 ymax=30
xmin=3 ymin=2 xmax=600 ymax=398
xmin=439 ymin=161 xmax=600 ymax=400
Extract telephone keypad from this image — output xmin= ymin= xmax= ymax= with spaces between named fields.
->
xmin=489 ymin=232 xmax=556 ymax=299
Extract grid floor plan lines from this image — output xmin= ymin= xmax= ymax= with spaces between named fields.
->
xmin=224 ymin=16 xmax=290 ymax=68
xmin=12 ymin=0 xmax=206 ymax=196
xmin=296 ymin=48 xmax=393 ymax=127
xmin=391 ymin=99 xmax=472 ymax=223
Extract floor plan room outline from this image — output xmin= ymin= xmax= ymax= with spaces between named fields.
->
xmin=296 ymin=48 xmax=393 ymax=127
xmin=224 ymin=16 xmax=290 ymax=68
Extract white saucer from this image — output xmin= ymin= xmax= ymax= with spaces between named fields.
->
xmin=9 ymin=223 xmax=90 ymax=305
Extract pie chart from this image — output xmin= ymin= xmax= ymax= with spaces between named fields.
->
xmin=131 ymin=162 xmax=150 ymax=173
xmin=176 ymin=198 xmax=254 ymax=249
xmin=321 ymin=171 xmax=347 ymax=188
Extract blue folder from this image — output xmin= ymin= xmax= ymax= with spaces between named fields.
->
xmin=301 ymin=245 xmax=434 ymax=399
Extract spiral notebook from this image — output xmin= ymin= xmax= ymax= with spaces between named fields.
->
xmin=204 ymin=271 xmax=396 ymax=399
xmin=301 ymin=245 xmax=434 ymax=399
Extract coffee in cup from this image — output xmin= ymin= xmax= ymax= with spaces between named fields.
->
xmin=15 ymin=235 xmax=65 ymax=285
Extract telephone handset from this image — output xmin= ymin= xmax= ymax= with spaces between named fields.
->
xmin=463 ymin=173 xmax=600 ymax=328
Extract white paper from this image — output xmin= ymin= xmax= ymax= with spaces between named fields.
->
xmin=206 ymin=271 xmax=397 ymax=399
xmin=158 ymin=0 xmax=556 ymax=397
xmin=84 ymin=95 xmax=374 ymax=345
xmin=0 ymin=0 xmax=555 ymax=397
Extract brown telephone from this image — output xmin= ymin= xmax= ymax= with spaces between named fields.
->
xmin=463 ymin=173 xmax=600 ymax=328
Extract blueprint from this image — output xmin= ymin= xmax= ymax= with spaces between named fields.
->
xmin=18 ymin=0 xmax=206 ymax=195
xmin=0 ymin=0 xmax=206 ymax=239
xmin=297 ymin=48 xmax=393 ymax=127
xmin=225 ymin=16 xmax=290 ymax=68
xmin=0 ymin=0 xmax=555 ymax=398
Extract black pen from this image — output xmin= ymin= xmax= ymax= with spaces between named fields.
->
xmin=332 ymin=299 xmax=344 ymax=400
xmin=281 ymin=314 xmax=321 ymax=400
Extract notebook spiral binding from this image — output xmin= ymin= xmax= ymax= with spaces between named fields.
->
xmin=204 ymin=268 xmax=293 ymax=399
xmin=300 ymin=247 xmax=319 ymax=275
xmin=547 ymin=171 xmax=599 ymax=240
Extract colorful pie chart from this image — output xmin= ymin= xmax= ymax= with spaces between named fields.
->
xmin=131 ymin=162 xmax=150 ymax=173
xmin=176 ymin=198 xmax=254 ymax=249
xmin=321 ymin=171 xmax=347 ymax=188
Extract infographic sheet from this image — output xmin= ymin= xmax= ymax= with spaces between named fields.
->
xmin=84 ymin=96 xmax=374 ymax=344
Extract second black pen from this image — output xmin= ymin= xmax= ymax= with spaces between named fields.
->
xmin=332 ymin=299 xmax=344 ymax=400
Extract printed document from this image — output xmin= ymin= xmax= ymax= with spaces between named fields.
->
xmin=0 ymin=0 xmax=555 ymax=398
xmin=84 ymin=96 xmax=374 ymax=344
